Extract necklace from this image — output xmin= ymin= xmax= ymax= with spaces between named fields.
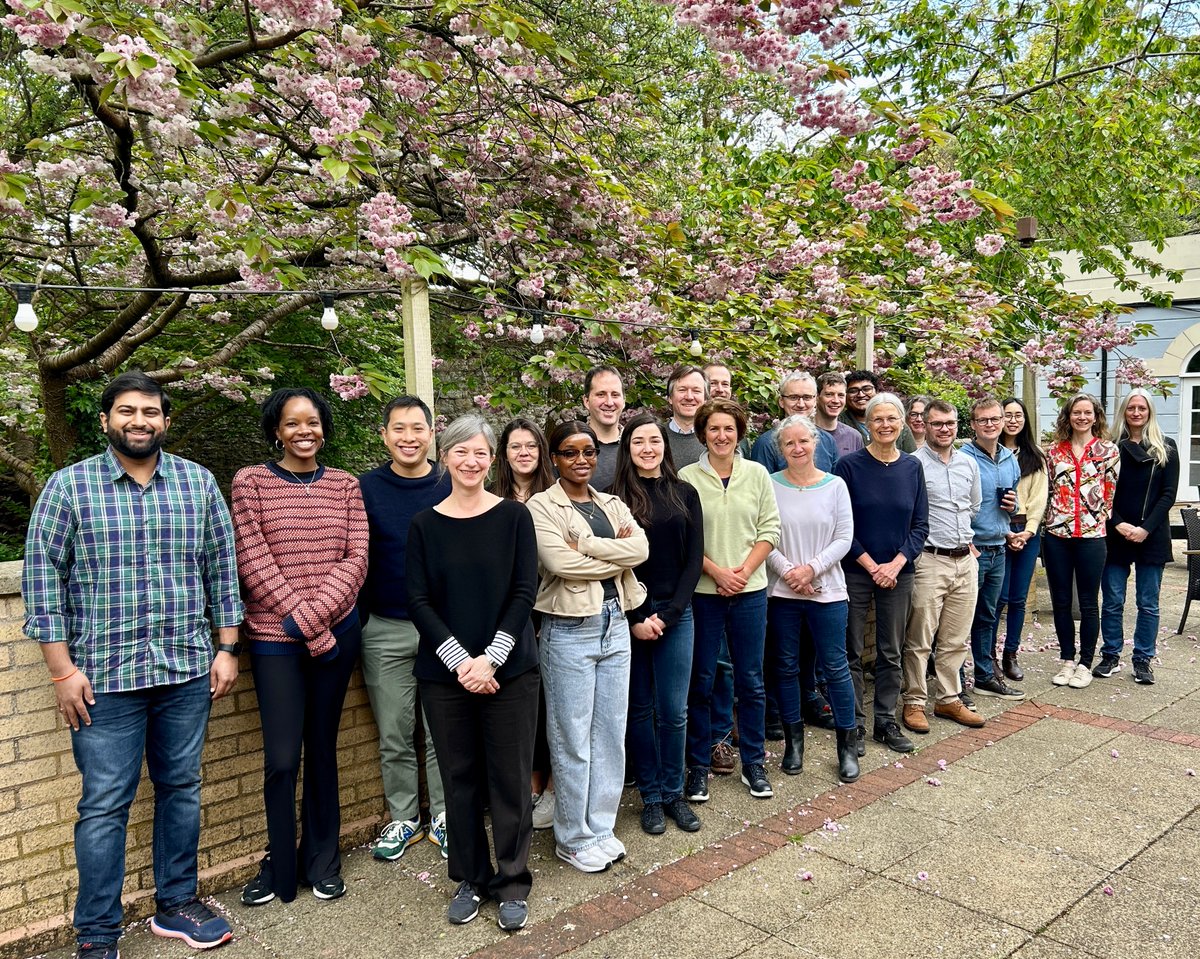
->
xmin=282 ymin=464 xmax=318 ymax=494
xmin=571 ymin=498 xmax=598 ymax=519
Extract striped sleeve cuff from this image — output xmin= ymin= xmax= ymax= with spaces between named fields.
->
xmin=436 ymin=636 xmax=471 ymax=672
xmin=484 ymin=631 xmax=515 ymax=669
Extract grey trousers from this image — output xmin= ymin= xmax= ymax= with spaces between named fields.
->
xmin=845 ymin=568 xmax=915 ymax=729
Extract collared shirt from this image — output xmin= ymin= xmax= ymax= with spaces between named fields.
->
xmin=914 ymin=445 xmax=981 ymax=549
xmin=22 ymin=448 xmax=243 ymax=693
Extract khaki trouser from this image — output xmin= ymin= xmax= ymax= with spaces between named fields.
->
xmin=903 ymin=551 xmax=979 ymax=708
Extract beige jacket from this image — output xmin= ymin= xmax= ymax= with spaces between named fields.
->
xmin=527 ymin=482 xmax=648 ymax=616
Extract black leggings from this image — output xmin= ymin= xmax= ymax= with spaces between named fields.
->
xmin=1042 ymin=535 xmax=1106 ymax=667
xmin=250 ymin=626 xmax=361 ymax=901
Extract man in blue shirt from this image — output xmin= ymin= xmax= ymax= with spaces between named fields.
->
xmin=962 ymin=397 xmax=1025 ymax=699
xmin=751 ymin=372 xmax=838 ymax=472
xmin=23 ymin=372 xmax=243 ymax=958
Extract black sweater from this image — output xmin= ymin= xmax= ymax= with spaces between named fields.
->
xmin=406 ymin=499 xmax=539 ymax=683
xmin=626 ymin=477 xmax=705 ymax=631
xmin=1106 ymin=438 xmax=1179 ymax=567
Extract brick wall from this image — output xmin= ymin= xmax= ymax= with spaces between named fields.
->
xmin=0 ymin=561 xmax=388 ymax=959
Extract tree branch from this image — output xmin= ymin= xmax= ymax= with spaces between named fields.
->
xmin=42 ymin=291 xmax=162 ymax=373
xmin=194 ymin=30 xmax=304 ymax=69
xmin=0 ymin=445 xmax=39 ymax=498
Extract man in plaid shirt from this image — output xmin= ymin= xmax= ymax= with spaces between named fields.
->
xmin=22 ymin=372 xmax=244 ymax=959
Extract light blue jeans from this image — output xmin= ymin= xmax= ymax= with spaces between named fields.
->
xmin=541 ymin=598 xmax=631 ymax=853
xmin=1101 ymin=562 xmax=1164 ymax=663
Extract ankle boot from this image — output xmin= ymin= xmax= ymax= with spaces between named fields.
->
xmin=781 ymin=721 xmax=805 ymax=775
xmin=1003 ymin=651 xmax=1024 ymax=682
xmin=836 ymin=728 xmax=860 ymax=783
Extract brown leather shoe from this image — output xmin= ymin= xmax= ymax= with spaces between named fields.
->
xmin=710 ymin=740 xmax=737 ymax=775
xmin=1002 ymin=651 xmax=1025 ymax=682
xmin=934 ymin=700 xmax=986 ymax=728
xmin=901 ymin=705 xmax=930 ymax=734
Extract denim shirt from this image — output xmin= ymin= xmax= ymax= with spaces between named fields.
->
xmin=961 ymin=441 xmax=1021 ymax=547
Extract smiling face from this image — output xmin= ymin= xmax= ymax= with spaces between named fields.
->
xmin=553 ymin=432 xmax=597 ymax=487
xmin=907 ymin=401 xmax=926 ymax=437
xmin=505 ymin=428 xmax=540 ymax=479
xmin=1124 ymin=394 xmax=1150 ymax=433
xmin=1070 ymin=398 xmax=1097 ymax=437
xmin=703 ymin=412 xmax=739 ymax=459
xmin=1002 ymin=401 xmax=1025 ymax=439
xmin=442 ymin=432 xmax=494 ymax=492
xmin=101 ymin=389 xmax=170 ymax=461
xmin=780 ymin=377 xmax=817 ymax=417
xmin=971 ymin=403 xmax=1004 ymax=443
xmin=925 ymin=410 xmax=958 ymax=453
xmin=628 ymin=423 xmax=665 ymax=477
xmin=705 ymin=365 xmax=733 ymax=400
xmin=779 ymin=423 xmax=815 ymax=471
xmin=867 ymin=402 xmax=903 ymax=446
xmin=846 ymin=378 xmax=876 ymax=415
xmin=382 ymin=405 xmax=433 ymax=475
xmin=669 ymin=371 xmax=708 ymax=424
xmin=818 ymin=383 xmax=846 ymax=419
xmin=275 ymin=396 xmax=324 ymax=467
xmin=582 ymin=371 xmax=625 ymax=431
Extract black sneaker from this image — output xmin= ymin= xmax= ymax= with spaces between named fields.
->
xmin=1093 ymin=654 xmax=1122 ymax=678
xmin=312 ymin=875 xmax=345 ymax=901
xmin=873 ymin=721 xmax=914 ymax=754
xmin=497 ymin=899 xmax=528 ymax=931
xmin=663 ymin=796 xmax=701 ymax=832
xmin=76 ymin=942 xmax=119 ymax=959
xmin=685 ymin=766 xmax=709 ymax=802
xmin=959 ymin=691 xmax=977 ymax=712
xmin=241 ymin=866 xmax=275 ymax=906
xmin=1133 ymin=660 xmax=1156 ymax=684
xmin=973 ymin=676 xmax=1025 ymax=700
xmin=150 ymin=898 xmax=233 ymax=949
xmin=741 ymin=763 xmax=774 ymax=798
xmin=447 ymin=881 xmax=482 ymax=925
xmin=640 ymin=802 xmax=666 ymax=835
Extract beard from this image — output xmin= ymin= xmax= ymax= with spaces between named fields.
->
xmin=107 ymin=425 xmax=166 ymax=460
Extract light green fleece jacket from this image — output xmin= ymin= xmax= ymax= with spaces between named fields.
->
xmin=680 ymin=452 xmax=781 ymax=595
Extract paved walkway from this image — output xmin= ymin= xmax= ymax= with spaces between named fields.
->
xmin=33 ymin=564 xmax=1200 ymax=959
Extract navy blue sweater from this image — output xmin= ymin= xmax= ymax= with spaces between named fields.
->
xmin=832 ymin=448 xmax=929 ymax=574
xmin=358 ymin=462 xmax=451 ymax=619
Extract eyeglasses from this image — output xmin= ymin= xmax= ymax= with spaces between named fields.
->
xmin=908 ymin=411 xmax=925 ymax=419
xmin=846 ymin=386 xmax=875 ymax=396
xmin=1002 ymin=412 xmax=1024 ymax=421
xmin=782 ymin=394 xmax=816 ymax=403
xmin=928 ymin=421 xmax=957 ymax=430
xmin=973 ymin=416 xmax=1003 ymax=426
xmin=507 ymin=442 xmax=539 ymax=452
xmin=553 ymin=448 xmax=598 ymax=460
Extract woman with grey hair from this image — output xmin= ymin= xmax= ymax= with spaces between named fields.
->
xmin=905 ymin=394 xmax=932 ymax=449
xmin=406 ymin=414 xmax=541 ymax=931
xmin=832 ymin=393 xmax=929 ymax=757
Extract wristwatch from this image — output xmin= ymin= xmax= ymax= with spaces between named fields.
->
xmin=217 ymin=642 xmax=243 ymax=656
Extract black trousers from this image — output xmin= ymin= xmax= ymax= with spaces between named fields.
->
xmin=1042 ymin=534 xmax=1107 ymax=666
xmin=421 ymin=669 xmax=539 ymax=902
xmin=250 ymin=626 xmax=361 ymax=902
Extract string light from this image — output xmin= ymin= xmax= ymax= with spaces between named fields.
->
xmin=320 ymin=291 xmax=339 ymax=331
xmin=895 ymin=336 xmax=908 ymax=358
xmin=12 ymin=284 xmax=37 ymax=332
xmin=688 ymin=329 xmax=702 ymax=356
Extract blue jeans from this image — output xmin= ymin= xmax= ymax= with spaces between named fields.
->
xmin=1101 ymin=562 xmax=1164 ymax=663
xmin=767 ymin=598 xmax=855 ymax=729
xmin=710 ymin=638 xmax=735 ymax=746
xmin=628 ymin=604 xmax=694 ymax=805
xmin=992 ymin=532 xmax=1042 ymax=655
xmin=70 ymin=675 xmax=211 ymax=945
xmin=688 ymin=590 xmax=767 ymax=769
xmin=969 ymin=546 xmax=1006 ymax=682
xmin=540 ymin=599 xmax=630 ymax=853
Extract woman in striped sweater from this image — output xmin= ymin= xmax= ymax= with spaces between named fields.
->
xmin=231 ymin=388 xmax=370 ymax=906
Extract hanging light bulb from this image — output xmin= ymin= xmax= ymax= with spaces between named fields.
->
xmin=896 ymin=336 xmax=908 ymax=358
xmin=688 ymin=329 xmax=702 ymax=357
xmin=530 ymin=323 xmax=545 ymax=345
xmin=13 ymin=284 xmax=38 ymax=332
xmin=320 ymin=291 xmax=339 ymax=331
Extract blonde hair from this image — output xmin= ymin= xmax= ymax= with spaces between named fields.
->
xmin=1114 ymin=388 xmax=1170 ymax=466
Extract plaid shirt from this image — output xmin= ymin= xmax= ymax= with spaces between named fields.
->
xmin=22 ymin=448 xmax=243 ymax=693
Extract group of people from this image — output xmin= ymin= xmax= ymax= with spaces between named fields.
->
xmin=21 ymin=363 xmax=1177 ymax=957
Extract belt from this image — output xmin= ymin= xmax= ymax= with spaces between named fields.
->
xmin=923 ymin=545 xmax=970 ymax=558
xmin=978 ymin=544 xmax=1004 ymax=552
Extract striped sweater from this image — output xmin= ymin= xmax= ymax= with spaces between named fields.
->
xmin=231 ymin=463 xmax=370 ymax=657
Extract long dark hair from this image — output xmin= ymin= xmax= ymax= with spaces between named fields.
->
xmin=610 ymin=414 xmax=689 ymax=527
xmin=999 ymin=397 xmax=1046 ymax=478
xmin=492 ymin=417 xmax=554 ymax=500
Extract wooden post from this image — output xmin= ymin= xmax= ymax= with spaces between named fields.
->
xmin=1022 ymin=363 xmax=1038 ymax=439
xmin=402 ymin=279 xmax=435 ymax=420
xmin=856 ymin=315 xmax=875 ymax=372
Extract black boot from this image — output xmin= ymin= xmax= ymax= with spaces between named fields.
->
xmin=781 ymin=721 xmax=805 ymax=775
xmin=836 ymin=728 xmax=860 ymax=783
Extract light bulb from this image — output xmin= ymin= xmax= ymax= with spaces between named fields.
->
xmin=319 ymin=292 xmax=338 ymax=331
xmin=13 ymin=284 xmax=37 ymax=332
xmin=896 ymin=339 xmax=908 ymax=358
xmin=688 ymin=330 xmax=702 ymax=356
xmin=530 ymin=323 xmax=545 ymax=345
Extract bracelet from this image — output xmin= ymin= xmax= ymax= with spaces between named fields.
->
xmin=51 ymin=667 xmax=78 ymax=683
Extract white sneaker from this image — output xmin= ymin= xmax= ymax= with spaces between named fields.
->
xmin=1052 ymin=661 xmax=1076 ymax=686
xmin=555 ymin=844 xmax=610 ymax=873
xmin=1067 ymin=663 xmax=1094 ymax=688
xmin=596 ymin=835 xmax=626 ymax=864
xmin=532 ymin=789 xmax=555 ymax=830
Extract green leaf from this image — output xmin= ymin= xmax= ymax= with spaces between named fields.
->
xmin=322 ymin=157 xmax=351 ymax=180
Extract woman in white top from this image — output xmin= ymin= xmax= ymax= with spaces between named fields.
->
xmin=765 ymin=415 xmax=858 ymax=784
